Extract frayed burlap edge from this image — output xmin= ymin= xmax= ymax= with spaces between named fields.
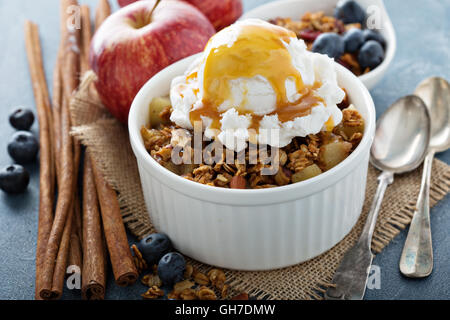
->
xmin=372 ymin=169 xmax=450 ymax=253
xmin=70 ymin=73 xmax=450 ymax=300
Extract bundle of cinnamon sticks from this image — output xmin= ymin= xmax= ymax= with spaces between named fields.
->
xmin=24 ymin=0 xmax=138 ymax=300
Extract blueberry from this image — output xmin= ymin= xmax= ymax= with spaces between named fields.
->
xmin=311 ymin=33 xmax=345 ymax=59
xmin=157 ymin=252 xmax=186 ymax=286
xmin=334 ymin=0 xmax=366 ymax=25
xmin=9 ymin=107 xmax=35 ymax=131
xmin=358 ymin=40 xmax=385 ymax=69
xmin=0 ymin=165 xmax=30 ymax=194
xmin=7 ymin=131 xmax=39 ymax=164
xmin=343 ymin=28 xmax=364 ymax=52
xmin=362 ymin=29 xmax=386 ymax=47
xmin=137 ymin=233 xmax=172 ymax=265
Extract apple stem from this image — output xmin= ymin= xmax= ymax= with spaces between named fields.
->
xmin=142 ymin=0 xmax=161 ymax=25
xmin=150 ymin=0 xmax=162 ymax=18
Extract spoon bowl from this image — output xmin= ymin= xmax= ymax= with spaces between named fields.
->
xmin=415 ymin=77 xmax=450 ymax=152
xmin=370 ymin=95 xmax=431 ymax=173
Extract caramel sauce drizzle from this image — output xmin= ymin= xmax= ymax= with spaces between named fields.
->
xmin=189 ymin=23 xmax=325 ymax=133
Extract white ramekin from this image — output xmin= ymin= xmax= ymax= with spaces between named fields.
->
xmin=129 ymin=54 xmax=376 ymax=271
xmin=242 ymin=0 xmax=396 ymax=90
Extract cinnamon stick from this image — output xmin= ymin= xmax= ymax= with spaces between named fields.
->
xmin=52 ymin=0 xmax=69 ymax=184
xmin=95 ymin=0 xmax=111 ymax=30
xmin=24 ymin=20 xmax=55 ymax=300
xmin=91 ymin=159 xmax=138 ymax=286
xmin=79 ymin=2 xmax=109 ymax=299
xmin=39 ymin=97 xmax=74 ymax=300
xmin=82 ymin=153 xmax=107 ymax=300
xmin=67 ymin=140 xmax=82 ymax=271
xmin=50 ymin=202 xmax=74 ymax=299
xmin=61 ymin=0 xmax=81 ymax=102
xmin=38 ymin=0 xmax=81 ymax=300
xmin=68 ymin=193 xmax=83 ymax=273
xmin=80 ymin=5 xmax=92 ymax=74
xmin=28 ymin=23 xmax=56 ymax=196
xmin=64 ymin=0 xmax=85 ymax=276
xmin=55 ymin=0 xmax=80 ymax=183
xmin=52 ymin=54 xmax=62 ymax=184
xmin=49 ymin=91 xmax=81 ymax=299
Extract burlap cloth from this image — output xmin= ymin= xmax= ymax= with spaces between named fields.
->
xmin=71 ymin=73 xmax=450 ymax=300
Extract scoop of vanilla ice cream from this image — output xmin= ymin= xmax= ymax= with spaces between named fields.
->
xmin=170 ymin=19 xmax=345 ymax=151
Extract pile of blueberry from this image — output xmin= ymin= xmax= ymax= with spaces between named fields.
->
xmin=137 ymin=233 xmax=187 ymax=286
xmin=0 ymin=108 xmax=38 ymax=194
xmin=311 ymin=0 xmax=386 ymax=71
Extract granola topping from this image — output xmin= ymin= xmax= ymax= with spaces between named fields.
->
xmin=142 ymin=99 xmax=363 ymax=189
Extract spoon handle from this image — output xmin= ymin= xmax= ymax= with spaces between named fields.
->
xmin=360 ymin=171 xmax=394 ymax=247
xmin=325 ymin=171 xmax=393 ymax=300
xmin=400 ymin=151 xmax=434 ymax=278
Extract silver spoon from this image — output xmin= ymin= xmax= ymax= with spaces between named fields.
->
xmin=399 ymin=77 xmax=450 ymax=278
xmin=325 ymin=96 xmax=430 ymax=300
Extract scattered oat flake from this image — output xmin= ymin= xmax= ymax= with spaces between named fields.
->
xmin=194 ymin=271 xmax=210 ymax=286
xmin=197 ymin=286 xmax=217 ymax=300
xmin=180 ymin=288 xmax=198 ymax=300
xmin=131 ymin=244 xmax=148 ymax=274
xmin=141 ymin=274 xmax=162 ymax=288
xmin=184 ymin=264 xmax=194 ymax=279
xmin=173 ymin=280 xmax=195 ymax=294
xmin=142 ymin=286 xmax=165 ymax=300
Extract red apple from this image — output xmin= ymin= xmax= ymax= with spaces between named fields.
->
xmin=183 ymin=0 xmax=243 ymax=30
xmin=90 ymin=0 xmax=215 ymax=123
xmin=117 ymin=0 xmax=243 ymax=30
xmin=117 ymin=0 xmax=138 ymax=7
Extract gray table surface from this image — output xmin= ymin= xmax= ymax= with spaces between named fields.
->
xmin=0 ymin=0 xmax=449 ymax=300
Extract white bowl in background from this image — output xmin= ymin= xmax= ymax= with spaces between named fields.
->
xmin=129 ymin=53 xmax=376 ymax=271
xmin=242 ymin=0 xmax=396 ymax=90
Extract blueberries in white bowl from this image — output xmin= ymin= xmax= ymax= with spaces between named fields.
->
xmin=334 ymin=0 xmax=366 ymax=25
xmin=362 ymin=29 xmax=386 ymax=48
xmin=7 ymin=131 xmax=39 ymax=164
xmin=137 ymin=233 xmax=172 ymax=265
xmin=358 ymin=40 xmax=385 ymax=69
xmin=9 ymin=107 xmax=35 ymax=131
xmin=158 ymin=252 xmax=186 ymax=286
xmin=0 ymin=165 xmax=30 ymax=194
xmin=343 ymin=28 xmax=364 ymax=53
xmin=312 ymin=33 xmax=345 ymax=59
